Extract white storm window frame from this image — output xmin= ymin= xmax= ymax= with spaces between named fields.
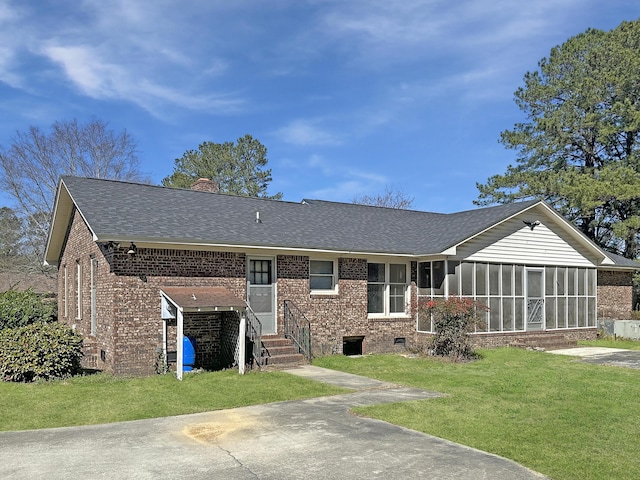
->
xmin=367 ymin=261 xmax=410 ymax=318
xmin=309 ymin=259 xmax=338 ymax=294
xmin=63 ymin=264 xmax=68 ymax=318
xmin=90 ymin=256 xmax=98 ymax=335
xmin=76 ymin=259 xmax=82 ymax=320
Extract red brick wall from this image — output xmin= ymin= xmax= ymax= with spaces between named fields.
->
xmin=59 ymin=211 xmax=248 ymax=375
xmin=276 ymin=255 xmax=418 ymax=356
xmin=183 ymin=312 xmax=222 ymax=369
xmin=109 ymin=249 xmax=245 ymax=279
xmin=597 ymin=270 xmax=634 ymax=319
xmin=58 ymin=209 xmax=115 ymax=372
xmin=107 ymin=272 xmax=245 ymax=375
xmin=60 ymin=219 xmax=422 ymax=374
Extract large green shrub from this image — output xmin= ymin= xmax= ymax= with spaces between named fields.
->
xmin=0 ymin=322 xmax=83 ymax=382
xmin=0 ymin=288 xmax=56 ymax=330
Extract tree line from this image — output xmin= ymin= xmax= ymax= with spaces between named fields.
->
xmin=476 ymin=20 xmax=640 ymax=260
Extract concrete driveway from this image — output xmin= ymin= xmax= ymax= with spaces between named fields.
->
xmin=548 ymin=346 xmax=640 ymax=368
xmin=0 ymin=365 xmax=546 ymax=479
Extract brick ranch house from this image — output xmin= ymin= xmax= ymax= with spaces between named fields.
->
xmin=44 ymin=176 xmax=638 ymax=376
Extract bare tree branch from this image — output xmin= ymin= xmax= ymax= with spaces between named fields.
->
xmin=0 ymin=118 xmax=148 ymax=268
xmin=353 ymin=186 xmax=414 ymax=209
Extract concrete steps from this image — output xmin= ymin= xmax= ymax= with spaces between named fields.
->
xmin=261 ymin=336 xmax=306 ymax=367
xmin=510 ymin=333 xmax=578 ymax=350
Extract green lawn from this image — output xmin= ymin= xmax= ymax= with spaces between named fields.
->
xmin=4 ymin=346 xmax=640 ymax=479
xmin=579 ymin=337 xmax=640 ymax=350
xmin=314 ymin=348 xmax=640 ymax=480
xmin=0 ymin=369 xmax=347 ymax=431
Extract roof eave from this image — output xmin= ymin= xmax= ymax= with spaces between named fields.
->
xmin=87 ymin=236 xmax=418 ymax=258
xmin=44 ymin=179 xmax=72 ymax=266
xmin=44 ymin=178 xmax=99 ymax=266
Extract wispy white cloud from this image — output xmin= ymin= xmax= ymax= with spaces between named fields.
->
xmin=0 ymin=2 xmax=22 ymax=23
xmin=306 ymin=172 xmax=390 ymax=202
xmin=0 ymin=47 xmax=21 ymax=88
xmin=41 ymin=43 xmax=244 ymax=118
xmin=318 ymin=0 xmax=583 ymax=55
xmin=0 ymin=2 xmax=27 ymax=88
xmin=275 ymin=150 xmax=389 ymax=202
xmin=308 ymin=180 xmax=370 ymax=202
xmin=276 ymin=119 xmax=343 ymax=146
xmin=0 ymin=0 xmax=620 ymax=136
xmin=255 ymin=0 xmax=589 ymax=144
xmin=42 ymin=45 xmax=114 ymax=98
xmin=0 ymin=0 xmax=245 ymax=119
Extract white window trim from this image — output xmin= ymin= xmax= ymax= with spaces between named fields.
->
xmin=367 ymin=261 xmax=410 ymax=319
xmin=309 ymin=259 xmax=338 ymax=295
xmin=76 ymin=260 xmax=82 ymax=320
xmin=90 ymin=256 xmax=97 ymax=335
xmin=63 ymin=264 xmax=68 ymax=318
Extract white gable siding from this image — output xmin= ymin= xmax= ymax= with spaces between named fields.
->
xmin=455 ymin=215 xmax=594 ymax=267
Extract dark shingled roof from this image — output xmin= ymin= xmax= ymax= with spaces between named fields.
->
xmin=60 ymin=176 xmax=542 ymax=256
xmin=603 ymin=251 xmax=640 ymax=269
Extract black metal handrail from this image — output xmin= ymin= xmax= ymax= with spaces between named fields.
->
xmin=244 ymin=305 xmax=263 ymax=368
xmin=283 ymin=300 xmax=312 ymax=360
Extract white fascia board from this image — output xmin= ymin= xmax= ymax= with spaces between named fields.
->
xmin=415 ymin=254 xmax=450 ymax=262
xmin=43 ymin=180 xmax=66 ymax=265
xmin=46 ymin=179 xmax=107 ymax=266
xmin=45 ymin=180 xmax=100 ymax=265
xmin=159 ymin=290 xmax=181 ymax=310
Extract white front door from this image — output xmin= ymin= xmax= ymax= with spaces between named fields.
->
xmin=526 ymin=269 xmax=544 ymax=331
xmin=247 ymin=258 xmax=276 ymax=335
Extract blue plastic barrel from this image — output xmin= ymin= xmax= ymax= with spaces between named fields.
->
xmin=183 ymin=336 xmax=196 ymax=372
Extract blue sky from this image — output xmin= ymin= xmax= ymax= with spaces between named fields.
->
xmin=0 ymin=0 xmax=638 ymax=213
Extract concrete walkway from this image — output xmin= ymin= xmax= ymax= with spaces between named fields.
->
xmin=548 ymin=346 xmax=640 ymax=369
xmin=0 ymin=365 xmax=547 ymax=479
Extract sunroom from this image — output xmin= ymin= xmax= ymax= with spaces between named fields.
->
xmin=416 ymin=260 xmax=597 ymax=333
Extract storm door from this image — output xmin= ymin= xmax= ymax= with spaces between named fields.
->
xmin=247 ymin=258 xmax=276 ymax=335
xmin=526 ymin=269 xmax=544 ymax=331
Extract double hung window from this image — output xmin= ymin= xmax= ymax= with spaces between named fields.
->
xmin=310 ymin=260 xmax=337 ymax=293
xmin=367 ymin=262 xmax=408 ymax=316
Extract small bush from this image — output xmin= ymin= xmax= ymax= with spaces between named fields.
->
xmin=0 ymin=288 xmax=56 ymax=330
xmin=0 ymin=322 xmax=83 ymax=382
xmin=419 ymin=297 xmax=487 ymax=361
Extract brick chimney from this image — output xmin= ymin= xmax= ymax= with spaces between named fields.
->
xmin=190 ymin=178 xmax=219 ymax=193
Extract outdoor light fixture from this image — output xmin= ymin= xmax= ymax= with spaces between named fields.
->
xmin=127 ymin=242 xmax=137 ymax=255
xmin=523 ymin=220 xmax=541 ymax=230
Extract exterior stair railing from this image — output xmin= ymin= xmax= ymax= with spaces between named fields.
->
xmin=234 ymin=305 xmax=263 ymax=369
xmin=283 ymin=300 xmax=312 ymax=361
